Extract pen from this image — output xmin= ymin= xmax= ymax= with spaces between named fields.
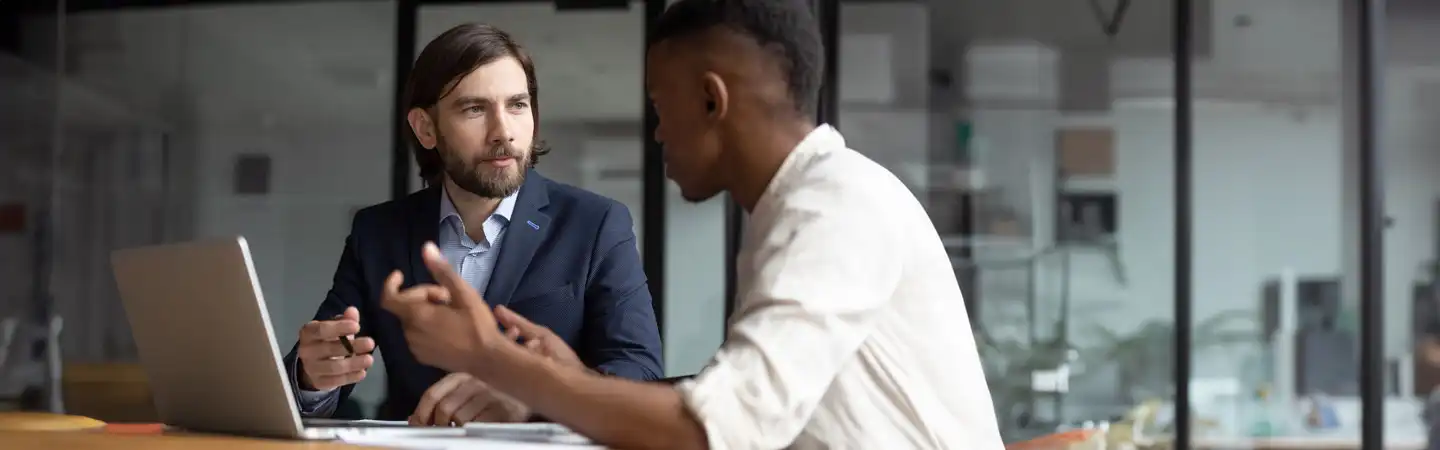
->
xmin=339 ymin=335 xmax=355 ymax=356
xmin=334 ymin=314 xmax=356 ymax=357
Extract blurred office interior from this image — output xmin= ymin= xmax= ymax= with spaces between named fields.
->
xmin=0 ymin=0 xmax=1434 ymax=447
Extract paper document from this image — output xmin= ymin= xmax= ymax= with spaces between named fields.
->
xmin=336 ymin=422 xmax=598 ymax=449
xmin=304 ymin=418 xmax=414 ymax=428
xmin=339 ymin=434 xmax=602 ymax=449
xmin=333 ymin=427 xmax=469 ymax=439
xmin=351 ymin=419 xmax=413 ymax=427
xmin=464 ymin=423 xmax=592 ymax=445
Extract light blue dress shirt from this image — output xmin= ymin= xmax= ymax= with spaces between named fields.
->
xmin=294 ymin=187 xmax=519 ymax=417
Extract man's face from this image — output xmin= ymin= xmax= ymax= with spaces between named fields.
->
xmin=421 ymin=56 xmax=535 ymax=198
xmin=645 ymin=44 xmax=726 ymax=203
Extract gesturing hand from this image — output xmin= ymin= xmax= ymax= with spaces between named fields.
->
xmin=296 ymin=306 xmax=376 ymax=391
xmin=410 ymin=372 xmax=530 ymax=426
xmin=380 ymin=242 xmax=503 ymax=374
xmin=497 ymin=306 xmax=585 ymax=371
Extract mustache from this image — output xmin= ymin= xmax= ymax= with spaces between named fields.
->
xmin=478 ymin=144 xmax=524 ymax=161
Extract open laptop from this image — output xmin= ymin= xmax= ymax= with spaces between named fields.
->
xmin=109 ymin=237 xmax=444 ymax=440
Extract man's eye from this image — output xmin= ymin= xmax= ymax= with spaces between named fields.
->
xmin=465 ymin=106 xmax=484 ymax=114
xmin=510 ymin=102 xmax=529 ymax=109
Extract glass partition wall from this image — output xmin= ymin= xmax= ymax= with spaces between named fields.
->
xmin=830 ymin=0 xmax=1389 ymax=447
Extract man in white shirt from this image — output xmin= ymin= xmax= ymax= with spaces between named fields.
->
xmin=380 ymin=0 xmax=1004 ymax=448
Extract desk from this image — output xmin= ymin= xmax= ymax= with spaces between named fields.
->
xmin=0 ymin=430 xmax=366 ymax=449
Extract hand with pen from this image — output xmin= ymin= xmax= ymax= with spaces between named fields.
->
xmin=295 ymin=306 xmax=377 ymax=391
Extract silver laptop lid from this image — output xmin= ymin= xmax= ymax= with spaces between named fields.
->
xmin=110 ymin=237 xmax=305 ymax=438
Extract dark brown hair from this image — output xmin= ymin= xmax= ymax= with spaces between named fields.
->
xmin=404 ymin=23 xmax=548 ymax=187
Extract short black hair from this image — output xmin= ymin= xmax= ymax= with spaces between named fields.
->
xmin=404 ymin=23 xmax=549 ymax=187
xmin=649 ymin=0 xmax=823 ymax=117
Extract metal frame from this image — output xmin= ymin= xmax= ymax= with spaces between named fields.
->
xmin=641 ymin=0 xmax=668 ymax=338
xmin=724 ymin=198 xmax=740 ymax=320
xmin=1172 ymin=0 xmax=1194 ymax=446
xmin=393 ymin=0 xmax=417 ymax=200
xmin=815 ymin=0 xmax=841 ymax=127
xmin=1357 ymin=0 xmax=1386 ymax=448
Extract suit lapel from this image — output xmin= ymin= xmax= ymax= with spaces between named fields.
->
xmin=406 ymin=186 xmax=442 ymax=288
xmin=395 ymin=186 xmax=448 ymax=382
xmin=485 ymin=171 xmax=551 ymax=307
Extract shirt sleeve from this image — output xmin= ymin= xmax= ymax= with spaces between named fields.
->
xmin=675 ymin=201 xmax=903 ymax=449
xmin=291 ymin=357 xmax=341 ymax=417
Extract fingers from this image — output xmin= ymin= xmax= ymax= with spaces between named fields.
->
xmin=303 ymin=353 xmax=373 ymax=377
xmin=472 ymin=401 xmax=510 ymax=423
xmin=308 ymin=369 xmax=368 ymax=391
xmin=498 ymin=306 xmax=554 ymax=349
xmin=450 ymin=395 xmax=493 ymax=424
xmin=421 ymin=242 xmax=483 ymax=308
xmin=381 ymin=270 xmax=451 ymax=319
xmin=341 ymin=306 xmax=360 ymax=322
xmin=302 ymin=353 xmax=373 ymax=391
xmin=300 ymin=318 xmax=361 ymax=343
xmin=433 ymin=382 xmax=486 ymax=426
xmin=384 ymin=285 xmax=450 ymax=314
xmin=473 ymin=391 xmax=526 ymax=423
xmin=380 ymin=271 xmax=407 ymax=313
xmin=504 ymin=326 xmax=521 ymax=342
xmin=298 ymin=337 xmax=376 ymax=361
xmin=443 ymin=388 xmax=522 ymax=425
xmin=297 ymin=341 xmax=348 ymax=361
xmin=412 ymin=373 xmax=472 ymax=426
xmin=495 ymin=306 xmax=542 ymax=336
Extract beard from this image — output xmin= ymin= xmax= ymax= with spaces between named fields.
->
xmin=437 ymin=134 xmax=529 ymax=198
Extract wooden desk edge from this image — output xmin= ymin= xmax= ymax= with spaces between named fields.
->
xmin=0 ymin=430 xmax=369 ymax=449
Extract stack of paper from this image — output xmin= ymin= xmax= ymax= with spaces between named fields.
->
xmin=464 ymin=423 xmax=591 ymax=445
xmin=336 ymin=423 xmax=599 ymax=449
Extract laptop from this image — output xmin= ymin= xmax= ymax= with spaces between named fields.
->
xmin=109 ymin=237 xmax=442 ymax=440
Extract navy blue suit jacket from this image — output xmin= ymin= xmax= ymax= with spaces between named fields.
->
xmin=283 ymin=171 xmax=663 ymax=420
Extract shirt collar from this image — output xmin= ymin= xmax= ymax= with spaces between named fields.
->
xmin=439 ymin=186 xmax=519 ymax=225
xmin=754 ymin=124 xmax=844 ymax=210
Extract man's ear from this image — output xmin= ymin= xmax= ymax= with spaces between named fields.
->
xmin=700 ymin=72 xmax=729 ymax=121
xmin=407 ymin=108 xmax=438 ymax=149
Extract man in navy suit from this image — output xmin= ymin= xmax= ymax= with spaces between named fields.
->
xmin=281 ymin=23 xmax=663 ymax=425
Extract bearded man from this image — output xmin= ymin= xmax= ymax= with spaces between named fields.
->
xmin=280 ymin=23 xmax=662 ymax=426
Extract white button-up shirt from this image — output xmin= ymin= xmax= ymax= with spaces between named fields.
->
xmin=676 ymin=125 xmax=1004 ymax=449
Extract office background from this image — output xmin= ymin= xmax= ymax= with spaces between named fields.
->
xmin=0 ymin=0 xmax=1427 ymax=446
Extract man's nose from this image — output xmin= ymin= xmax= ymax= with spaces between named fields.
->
xmin=487 ymin=114 xmax=515 ymax=144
